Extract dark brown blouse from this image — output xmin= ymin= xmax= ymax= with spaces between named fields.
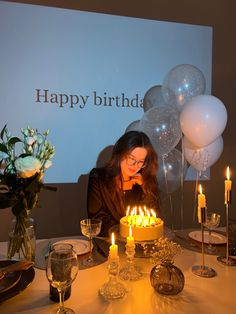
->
xmin=87 ymin=168 xmax=159 ymax=236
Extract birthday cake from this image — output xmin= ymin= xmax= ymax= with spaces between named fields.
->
xmin=120 ymin=207 xmax=164 ymax=242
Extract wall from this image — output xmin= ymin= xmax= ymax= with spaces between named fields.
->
xmin=0 ymin=0 xmax=235 ymax=240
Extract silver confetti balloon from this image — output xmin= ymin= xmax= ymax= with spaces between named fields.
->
xmin=162 ymin=64 xmax=206 ymax=112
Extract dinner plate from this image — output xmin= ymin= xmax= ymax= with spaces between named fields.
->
xmin=0 ymin=260 xmax=35 ymax=303
xmin=188 ymin=230 xmax=227 ymax=244
xmin=53 ymin=239 xmax=92 ymax=255
xmin=0 ymin=267 xmax=21 ymax=294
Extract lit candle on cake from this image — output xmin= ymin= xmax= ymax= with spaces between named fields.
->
xmin=127 ymin=226 xmax=135 ymax=247
xmin=109 ymin=232 xmax=118 ymax=259
xmin=198 ymin=184 xmax=206 ymax=223
xmin=120 ymin=205 xmax=164 ymax=242
xmin=225 ymin=166 xmax=232 ymax=204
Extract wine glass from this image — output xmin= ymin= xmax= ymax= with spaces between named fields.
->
xmin=80 ymin=218 xmax=102 ymax=266
xmin=46 ymin=246 xmax=78 ymax=314
xmin=204 ymin=212 xmax=221 ymax=253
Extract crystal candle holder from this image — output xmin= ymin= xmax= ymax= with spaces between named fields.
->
xmin=99 ymin=256 xmax=126 ymax=300
xmin=119 ymin=243 xmax=142 ymax=281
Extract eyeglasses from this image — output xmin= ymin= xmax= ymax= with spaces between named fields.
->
xmin=126 ymin=155 xmax=146 ymax=168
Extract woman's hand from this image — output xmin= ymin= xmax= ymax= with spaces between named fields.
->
xmin=123 ymin=174 xmax=143 ymax=190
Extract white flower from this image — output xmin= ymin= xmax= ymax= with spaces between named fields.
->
xmin=15 ymin=156 xmax=42 ymax=178
xmin=44 ymin=160 xmax=52 ymax=169
xmin=0 ymin=151 xmax=8 ymax=160
xmin=25 ymin=136 xmax=36 ymax=146
xmin=36 ymin=134 xmax=43 ymax=145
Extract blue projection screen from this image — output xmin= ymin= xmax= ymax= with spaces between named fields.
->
xmin=0 ymin=1 xmax=212 ymax=183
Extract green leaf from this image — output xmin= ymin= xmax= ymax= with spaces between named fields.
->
xmin=0 ymin=143 xmax=8 ymax=154
xmin=8 ymin=137 xmax=22 ymax=146
xmin=0 ymin=124 xmax=7 ymax=140
xmin=18 ymin=153 xmax=31 ymax=158
xmin=0 ymin=192 xmax=16 ymax=209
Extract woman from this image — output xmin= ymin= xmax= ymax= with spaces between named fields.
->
xmin=87 ymin=130 xmax=160 ymax=236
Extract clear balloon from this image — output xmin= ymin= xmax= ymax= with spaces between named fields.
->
xmin=143 ymin=85 xmax=170 ymax=112
xmin=139 ymin=106 xmax=182 ymax=156
xmin=182 ymin=135 xmax=224 ymax=172
xmin=125 ymin=120 xmax=140 ymax=133
xmin=162 ymin=64 xmax=206 ymax=112
xmin=157 ymin=148 xmax=188 ymax=194
xmin=180 ymin=95 xmax=227 ymax=147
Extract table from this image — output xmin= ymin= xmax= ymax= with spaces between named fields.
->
xmin=0 ymin=236 xmax=236 ymax=314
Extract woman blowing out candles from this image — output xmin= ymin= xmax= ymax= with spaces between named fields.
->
xmin=87 ymin=131 xmax=160 ymax=236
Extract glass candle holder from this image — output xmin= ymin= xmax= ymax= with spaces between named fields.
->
xmin=99 ymin=256 xmax=126 ymax=300
xmin=119 ymin=243 xmax=142 ymax=281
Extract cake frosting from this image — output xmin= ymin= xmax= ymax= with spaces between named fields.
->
xmin=120 ymin=215 xmax=164 ymax=242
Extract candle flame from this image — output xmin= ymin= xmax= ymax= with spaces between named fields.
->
xmin=150 ymin=209 xmax=156 ymax=217
xmin=129 ymin=226 xmax=132 ymax=237
xmin=126 ymin=206 xmax=130 ymax=216
xmin=139 ymin=207 xmax=144 ymax=216
xmin=111 ymin=232 xmax=115 ymax=245
xmin=126 ymin=206 xmax=159 ymax=228
xmin=226 ymin=166 xmax=230 ymax=180
xmin=199 ymin=184 xmax=203 ymax=194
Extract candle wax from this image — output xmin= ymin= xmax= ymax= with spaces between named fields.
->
xmin=127 ymin=235 xmax=134 ymax=247
xmin=225 ymin=180 xmax=232 ymax=192
xmin=109 ymin=244 xmax=118 ymax=259
xmin=198 ymin=193 xmax=206 ymax=208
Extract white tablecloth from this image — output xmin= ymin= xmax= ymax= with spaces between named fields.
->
xmin=0 ymin=239 xmax=236 ymax=314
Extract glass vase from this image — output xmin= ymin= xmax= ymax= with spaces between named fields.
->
xmin=150 ymin=261 xmax=184 ymax=295
xmin=7 ymin=216 xmax=36 ymax=262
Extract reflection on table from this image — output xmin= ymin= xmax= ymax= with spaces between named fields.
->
xmin=0 ymin=231 xmax=236 ymax=314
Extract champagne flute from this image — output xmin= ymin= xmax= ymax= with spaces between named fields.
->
xmin=80 ymin=218 xmax=102 ymax=266
xmin=49 ymin=243 xmax=73 ymax=303
xmin=46 ymin=246 xmax=78 ymax=314
xmin=204 ymin=212 xmax=221 ymax=253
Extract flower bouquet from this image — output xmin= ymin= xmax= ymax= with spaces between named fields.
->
xmin=0 ymin=124 xmax=55 ymax=260
xmin=145 ymin=237 xmax=185 ymax=295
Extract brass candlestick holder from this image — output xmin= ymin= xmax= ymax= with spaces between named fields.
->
xmin=119 ymin=243 xmax=142 ymax=281
xmin=192 ymin=207 xmax=217 ymax=278
xmin=99 ymin=256 xmax=126 ymax=300
xmin=217 ymin=190 xmax=236 ymax=266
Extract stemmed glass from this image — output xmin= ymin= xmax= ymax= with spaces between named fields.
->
xmin=80 ymin=218 xmax=102 ymax=266
xmin=46 ymin=245 xmax=78 ymax=314
xmin=204 ymin=212 xmax=221 ymax=253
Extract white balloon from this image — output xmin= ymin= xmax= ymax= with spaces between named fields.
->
xmin=180 ymin=95 xmax=227 ymax=147
xmin=183 ymin=136 xmax=224 ymax=171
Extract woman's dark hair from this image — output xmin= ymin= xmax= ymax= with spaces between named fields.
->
xmin=104 ymin=131 xmax=159 ymax=201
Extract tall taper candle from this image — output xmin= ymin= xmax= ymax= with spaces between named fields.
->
xmin=225 ymin=166 xmax=232 ymax=204
xmin=198 ymin=184 xmax=206 ymax=223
